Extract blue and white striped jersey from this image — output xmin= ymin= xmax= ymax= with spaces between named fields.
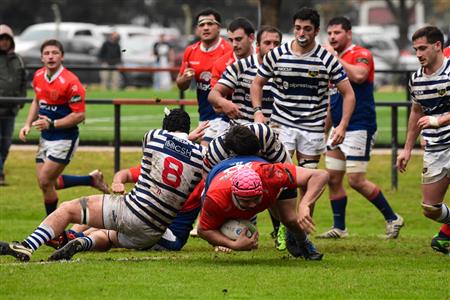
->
xmin=218 ymin=54 xmax=274 ymax=122
xmin=203 ymin=122 xmax=290 ymax=173
xmin=258 ymin=42 xmax=347 ymax=132
xmin=409 ymin=58 xmax=450 ymax=153
xmin=125 ymin=130 xmax=204 ymax=233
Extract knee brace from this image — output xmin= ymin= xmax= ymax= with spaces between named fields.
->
xmin=299 ymin=158 xmax=320 ymax=169
xmin=325 ymin=156 xmax=345 ymax=171
xmin=79 ymin=197 xmax=90 ymax=225
xmin=421 ymin=202 xmax=442 ymax=212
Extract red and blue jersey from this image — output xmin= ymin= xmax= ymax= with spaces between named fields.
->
xmin=199 ymin=156 xmax=297 ymax=231
xmin=32 ymin=66 xmax=85 ymax=140
xmin=210 ymin=50 xmax=236 ymax=88
xmin=444 ymin=46 xmax=450 ymax=58
xmin=179 ymin=38 xmax=232 ymax=121
xmin=329 ymin=44 xmax=376 ymax=132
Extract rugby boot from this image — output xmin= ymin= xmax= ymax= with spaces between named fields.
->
xmin=385 ymin=213 xmax=404 ymax=239
xmin=48 ymin=238 xmax=84 ymax=261
xmin=0 ymin=241 xmax=32 ymax=262
xmin=430 ymin=234 xmax=450 ymax=255
xmin=90 ymin=169 xmax=110 ymax=194
xmin=286 ymin=230 xmax=323 ymax=260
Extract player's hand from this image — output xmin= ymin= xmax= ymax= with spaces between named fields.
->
xmin=32 ymin=115 xmax=51 ymax=131
xmin=189 ymin=121 xmax=209 ymax=142
xmin=323 ymin=43 xmax=337 ymax=56
xmin=396 ymin=150 xmax=411 ymax=173
xmin=253 ymin=111 xmax=266 ymax=123
xmin=19 ymin=125 xmax=31 ymax=142
xmin=298 ymin=203 xmax=315 ymax=234
xmin=232 ymin=228 xmax=258 ymax=251
xmin=183 ymin=68 xmax=195 ymax=81
xmin=222 ymin=101 xmax=241 ymax=119
xmin=417 ymin=115 xmax=440 ymax=129
xmin=111 ymin=182 xmax=126 ymax=194
xmin=330 ymin=125 xmax=345 ymax=146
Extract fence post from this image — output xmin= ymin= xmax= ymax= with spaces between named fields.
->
xmin=114 ymin=103 xmax=121 ymax=173
xmin=391 ymin=105 xmax=398 ymax=190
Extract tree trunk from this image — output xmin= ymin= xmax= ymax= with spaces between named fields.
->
xmin=259 ymin=0 xmax=282 ymax=27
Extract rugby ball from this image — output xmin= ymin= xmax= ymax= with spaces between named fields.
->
xmin=220 ymin=219 xmax=257 ymax=240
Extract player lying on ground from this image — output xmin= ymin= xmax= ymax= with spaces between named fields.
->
xmin=197 ymin=156 xmax=329 ymax=260
xmin=0 ymin=109 xmax=205 ymax=261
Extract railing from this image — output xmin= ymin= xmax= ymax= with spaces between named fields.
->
xmin=1 ymin=97 xmax=411 ymax=190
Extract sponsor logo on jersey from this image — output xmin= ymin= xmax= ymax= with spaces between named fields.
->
xmin=278 ymin=67 xmax=292 ymax=72
xmin=308 ymin=70 xmax=319 ymax=77
xmin=199 ymin=71 xmax=211 ymax=82
xmin=438 ymin=88 xmax=447 ymax=96
xmin=38 ymin=100 xmax=57 ymax=111
xmin=70 ymin=95 xmax=82 ymax=103
xmin=164 ymin=136 xmax=192 ymax=158
xmin=189 ymin=61 xmax=200 ymax=65
xmin=356 ymin=57 xmax=369 ymax=65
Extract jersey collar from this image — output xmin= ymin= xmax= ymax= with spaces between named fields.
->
xmin=44 ymin=66 xmax=64 ymax=83
xmin=200 ymin=37 xmax=223 ymax=53
xmin=340 ymin=44 xmax=356 ymax=58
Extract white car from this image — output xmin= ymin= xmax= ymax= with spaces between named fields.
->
xmin=15 ymin=22 xmax=103 ymax=54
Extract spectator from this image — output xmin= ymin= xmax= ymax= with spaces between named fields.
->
xmin=98 ymin=31 xmax=122 ymax=90
xmin=153 ymin=34 xmax=174 ymax=90
xmin=0 ymin=24 xmax=26 ymax=186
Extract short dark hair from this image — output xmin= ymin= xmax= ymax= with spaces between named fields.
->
xmin=327 ymin=16 xmax=352 ymax=31
xmin=412 ymin=26 xmax=444 ymax=50
xmin=227 ymin=17 xmax=255 ymax=36
xmin=224 ymin=125 xmax=261 ymax=156
xmin=292 ymin=7 xmax=320 ymax=29
xmin=195 ymin=8 xmax=222 ymax=25
xmin=256 ymin=25 xmax=282 ymax=44
xmin=162 ymin=109 xmax=191 ymax=134
xmin=40 ymin=39 xmax=64 ymax=54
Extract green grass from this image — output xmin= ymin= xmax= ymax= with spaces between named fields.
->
xmin=1 ymin=150 xmax=449 ymax=299
xmin=13 ymin=88 xmax=410 ymax=145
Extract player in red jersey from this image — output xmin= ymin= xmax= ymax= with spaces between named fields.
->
xmin=210 ymin=17 xmax=256 ymax=88
xmin=443 ymin=46 xmax=450 ymax=57
xmin=198 ymin=156 xmax=328 ymax=260
xmin=176 ymin=8 xmax=232 ymax=145
xmin=18 ymin=39 xmax=108 ymax=216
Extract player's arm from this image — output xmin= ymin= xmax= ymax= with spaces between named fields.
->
xmin=396 ymin=103 xmax=423 ymax=172
xmin=250 ymin=74 xmax=269 ymax=123
xmin=35 ymin=111 xmax=85 ymax=131
xmin=294 ymin=166 xmax=329 ymax=233
xmin=417 ymin=111 xmax=450 ymax=129
xmin=111 ymin=167 xmax=137 ymax=194
xmin=198 ymin=227 xmax=258 ymax=251
xmin=19 ymin=96 xmax=39 ymax=142
xmin=338 ymin=59 xmax=369 ymax=84
xmin=332 ymin=79 xmax=355 ymax=146
xmin=208 ymin=83 xmax=240 ymax=118
xmin=188 ymin=121 xmax=210 ymax=142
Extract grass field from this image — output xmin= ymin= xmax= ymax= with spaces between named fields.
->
xmin=13 ymin=87 xmax=411 ymax=145
xmin=1 ymin=150 xmax=449 ymax=299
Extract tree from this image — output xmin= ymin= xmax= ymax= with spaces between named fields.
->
xmin=258 ymin=0 xmax=282 ymax=27
xmin=385 ymin=0 xmax=419 ymax=51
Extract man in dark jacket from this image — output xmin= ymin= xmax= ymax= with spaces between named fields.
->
xmin=98 ymin=31 xmax=122 ymax=90
xmin=0 ymin=24 xmax=26 ymax=185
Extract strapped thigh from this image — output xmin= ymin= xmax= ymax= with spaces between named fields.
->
xmin=79 ymin=197 xmax=90 ymax=225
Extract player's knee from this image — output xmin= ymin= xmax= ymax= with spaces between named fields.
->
xmin=347 ymin=175 xmax=365 ymax=190
xmin=421 ymin=202 xmax=442 ymax=219
xmin=37 ymin=175 xmax=54 ymax=191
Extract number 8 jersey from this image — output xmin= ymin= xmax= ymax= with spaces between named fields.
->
xmin=125 ymin=129 xmax=204 ymax=234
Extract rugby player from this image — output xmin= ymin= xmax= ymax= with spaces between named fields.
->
xmin=397 ymin=26 xmax=450 ymax=255
xmin=317 ymin=16 xmax=404 ymax=239
xmin=18 ymin=39 xmax=109 ymax=216
xmin=0 ymin=109 xmax=204 ymax=261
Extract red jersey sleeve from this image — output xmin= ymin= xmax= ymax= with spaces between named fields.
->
xmin=210 ymin=62 xmax=221 ymax=88
xmin=444 ymin=47 xmax=450 ymax=58
xmin=66 ymin=79 xmax=86 ymax=113
xmin=199 ymin=194 xmax=226 ymax=231
xmin=179 ymin=45 xmax=194 ymax=75
xmin=129 ymin=166 xmax=141 ymax=183
xmin=351 ymin=48 xmax=373 ymax=71
xmin=259 ymin=163 xmax=297 ymax=190
xmin=181 ymin=179 xmax=204 ymax=212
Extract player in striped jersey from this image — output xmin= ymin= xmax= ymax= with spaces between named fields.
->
xmin=250 ymin=7 xmax=355 ymax=169
xmin=208 ymin=26 xmax=282 ymax=124
xmin=396 ymin=26 xmax=450 ymax=255
xmin=0 ymin=109 xmax=205 ymax=261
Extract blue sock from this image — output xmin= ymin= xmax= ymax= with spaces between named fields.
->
xmin=79 ymin=236 xmax=95 ymax=251
xmin=45 ymin=201 xmax=58 ymax=215
xmin=331 ymin=196 xmax=347 ymax=230
xmin=58 ymin=174 xmax=92 ymax=189
xmin=369 ymin=190 xmax=397 ymax=221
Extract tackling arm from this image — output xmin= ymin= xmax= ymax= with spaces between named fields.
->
xmin=208 ymin=84 xmax=241 ymax=118
xmin=250 ymin=75 xmax=269 ymax=123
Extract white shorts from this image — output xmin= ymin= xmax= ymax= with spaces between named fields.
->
xmin=102 ymin=194 xmax=162 ymax=249
xmin=327 ymin=129 xmax=376 ymax=161
xmin=202 ymin=118 xmax=230 ymax=142
xmin=272 ymin=123 xmax=326 ymax=156
xmin=422 ymin=147 xmax=450 ymax=184
xmin=36 ymin=137 xmax=79 ymax=165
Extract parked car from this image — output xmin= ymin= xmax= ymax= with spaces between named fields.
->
xmin=15 ymin=22 xmax=103 ymax=54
